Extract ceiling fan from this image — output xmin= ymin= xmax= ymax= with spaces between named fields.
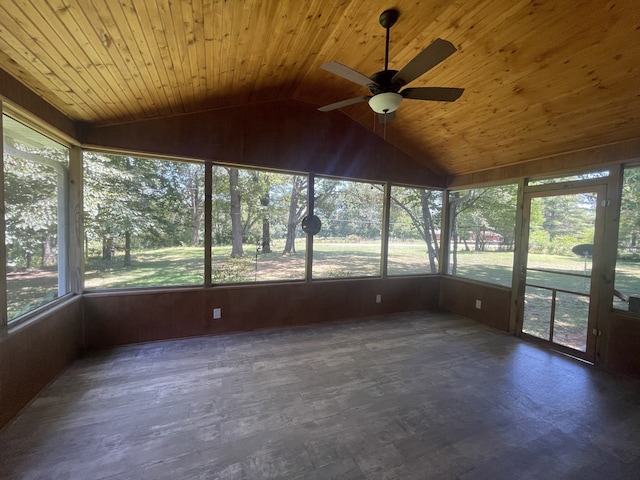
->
xmin=318 ymin=9 xmax=464 ymax=123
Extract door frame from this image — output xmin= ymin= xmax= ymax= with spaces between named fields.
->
xmin=513 ymin=179 xmax=608 ymax=362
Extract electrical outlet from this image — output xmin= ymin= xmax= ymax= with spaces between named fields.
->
xmin=213 ymin=308 xmax=222 ymax=319
xmin=376 ymin=294 xmax=382 ymax=304
xmin=475 ymin=300 xmax=482 ymax=310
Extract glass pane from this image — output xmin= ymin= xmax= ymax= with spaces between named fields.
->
xmin=211 ymin=168 xmax=307 ymax=283
xmin=523 ymin=191 xmax=597 ymax=352
xmin=614 ymin=165 xmax=640 ymax=313
xmin=554 ymin=292 xmax=589 ymax=352
xmin=313 ymin=177 xmax=383 ymax=279
xmin=3 ymin=115 xmax=68 ymax=320
xmin=448 ymin=184 xmax=517 ymax=286
xmin=523 ymin=286 xmax=551 ymax=340
xmin=526 ymin=268 xmax=591 ymax=294
xmin=527 ymin=194 xmax=595 ymax=293
xmin=84 ymin=153 xmax=205 ymax=288
xmin=387 ymin=186 xmax=441 ymax=275
xmin=527 ymin=170 xmax=609 ymax=186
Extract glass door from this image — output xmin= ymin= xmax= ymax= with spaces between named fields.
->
xmin=518 ymin=185 xmax=605 ymax=361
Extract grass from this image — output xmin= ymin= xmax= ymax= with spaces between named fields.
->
xmin=7 ymin=245 xmax=640 ymax=347
xmin=6 ymin=269 xmax=58 ymax=321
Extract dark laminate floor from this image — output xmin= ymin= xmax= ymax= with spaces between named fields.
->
xmin=1 ymin=311 xmax=640 ymax=479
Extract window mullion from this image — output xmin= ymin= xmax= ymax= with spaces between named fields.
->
xmin=0 ymin=102 xmax=7 ymax=332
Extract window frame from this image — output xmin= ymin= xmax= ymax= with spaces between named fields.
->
xmin=311 ymin=175 xmax=386 ymax=280
xmin=1 ymin=110 xmax=74 ymax=327
xmin=445 ymin=182 xmax=519 ymax=288
xmin=386 ymin=184 xmax=444 ymax=277
xmin=612 ymin=162 xmax=640 ymax=316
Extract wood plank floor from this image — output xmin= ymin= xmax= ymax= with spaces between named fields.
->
xmin=1 ymin=311 xmax=640 ymax=479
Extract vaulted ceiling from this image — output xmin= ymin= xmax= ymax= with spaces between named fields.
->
xmin=0 ymin=0 xmax=639 ymax=177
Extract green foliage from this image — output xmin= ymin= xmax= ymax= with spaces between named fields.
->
xmin=618 ymin=166 xmax=640 ymax=248
xmin=314 ymin=178 xmax=383 ymax=239
xmin=451 ymin=185 xmax=517 ymax=252
xmin=547 ymin=235 xmax=582 ymax=256
xmin=527 ymin=230 xmax=550 ymax=254
xmin=84 ymin=153 xmax=205 ymax=254
xmin=4 ymin=150 xmax=62 ymax=268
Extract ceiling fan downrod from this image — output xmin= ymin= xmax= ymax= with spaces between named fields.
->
xmin=379 ymin=9 xmax=399 ymax=71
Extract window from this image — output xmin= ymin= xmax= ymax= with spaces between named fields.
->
xmin=447 ymin=184 xmax=517 ymax=286
xmin=3 ymin=115 xmax=69 ymax=321
xmin=211 ymin=167 xmax=307 ymax=283
xmin=313 ymin=177 xmax=384 ymax=279
xmin=388 ymin=186 xmax=442 ymax=275
xmin=83 ymin=152 xmax=205 ymax=288
xmin=614 ymin=165 xmax=640 ymax=312
xmin=527 ymin=170 xmax=609 ymax=186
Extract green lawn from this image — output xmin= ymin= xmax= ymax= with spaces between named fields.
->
xmin=7 ymin=246 xmax=640 ymax=333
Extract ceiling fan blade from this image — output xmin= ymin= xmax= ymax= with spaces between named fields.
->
xmin=318 ymin=96 xmax=370 ymax=112
xmin=392 ymin=38 xmax=457 ymax=86
xmin=402 ymin=87 xmax=464 ymax=102
xmin=321 ymin=62 xmax=376 ymax=88
xmin=378 ymin=111 xmax=396 ymax=124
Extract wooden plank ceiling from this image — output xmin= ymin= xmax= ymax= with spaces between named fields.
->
xmin=0 ymin=0 xmax=638 ymax=176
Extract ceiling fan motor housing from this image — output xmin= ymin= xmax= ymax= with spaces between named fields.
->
xmin=368 ymin=70 xmax=403 ymax=94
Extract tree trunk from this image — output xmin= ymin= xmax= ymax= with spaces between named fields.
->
xmin=420 ymin=191 xmax=438 ymax=274
xmin=260 ymin=193 xmax=272 ymax=253
xmin=124 ymin=231 xmax=131 ymax=266
xmin=102 ymin=237 xmax=113 ymax=260
xmin=41 ymin=235 xmax=54 ymax=267
xmin=229 ymin=168 xmax=245 ymax=257
xmin=191 ymin=179 xmax=201 ymax=246
xmin=283 ymin=176 xmax=303 ymax=254
xmin=450 ymin=193 xmax=460 ymax=274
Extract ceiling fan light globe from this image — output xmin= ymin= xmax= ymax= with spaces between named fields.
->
xmin=368 ymin=92 xmax=403 ymax=114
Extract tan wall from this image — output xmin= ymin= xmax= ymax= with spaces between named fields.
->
xmin=439 ymin=276 xmax=512 ymax=332
xmin=604 ymin=312 xmax=640 ymax=377
xmin=83 ymin=276 xmax=441 ymax=349
xmin=0 ymin=297 xmax=83 ymax=429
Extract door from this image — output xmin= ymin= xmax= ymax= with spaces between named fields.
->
xmin=517 ymin=185 xmax=606 ymax=362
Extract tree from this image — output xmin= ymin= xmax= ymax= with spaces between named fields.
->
xmin=4 ymin=150 xmax=59 ymax=269
xmin=228 ymin=167 xmax=245 ymax=257
xmin=83 ymin=153 xmax=199 ymax=265
xmin=448 ymin=190 xmax=473 ymax=273
xmin=388 ymin=187 xmax=442 ymax=273
xmin=450 ymin=185 xmax=517 ymax=256
xmin=159 ymin=161 xmax=205 ymax=246
xmin=283 ymin=176 xmax=307 ymax=254
xmin=84 ymin=154 xmax=151 ymax=263
xmin=620 ymin=167 xmax=640 ymax=249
